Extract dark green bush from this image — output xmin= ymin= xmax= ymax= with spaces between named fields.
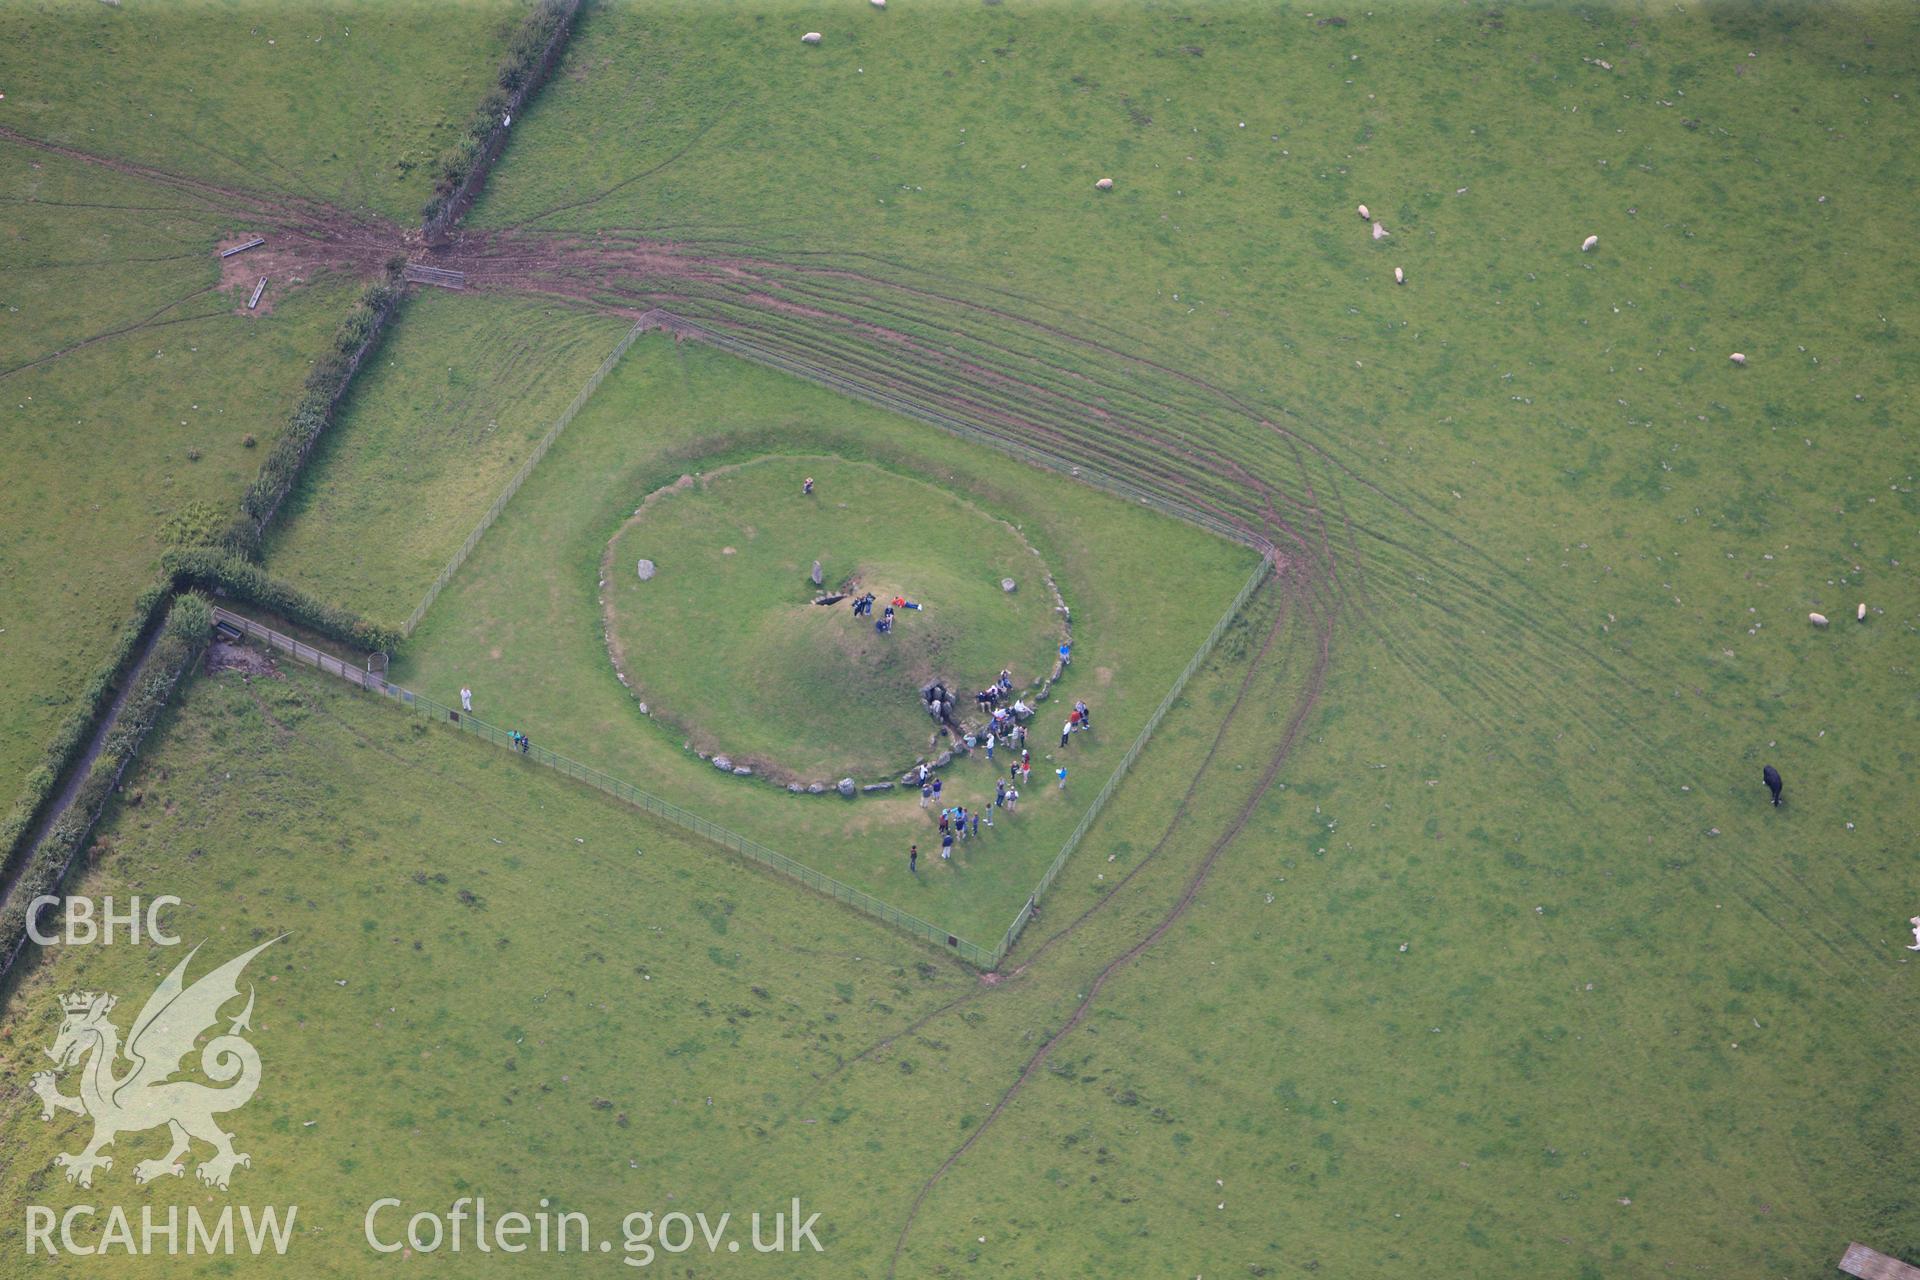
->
xmin=0 ymin=596 xmax=212 ymax=977
xmin=163 ymin=549 xmax=402 ymax=654
xmin=420 ymin=0 xmax=579 ymax=228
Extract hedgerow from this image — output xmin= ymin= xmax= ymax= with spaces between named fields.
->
xmin=163 ymin=549 xmax=403 ymax=654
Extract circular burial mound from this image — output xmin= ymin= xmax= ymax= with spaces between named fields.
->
xmin=602 ymin=457 xmax=1066 ymax=783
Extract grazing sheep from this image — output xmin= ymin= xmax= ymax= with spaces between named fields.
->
xmin=1393 ymin=266 xmax=1405 ymax=284
xmin=1372 ymin=221 xmax=1388 ymax=240
xmin=1908 ymin=916 xmax=1920 ymax=951
xmin=801 ymin=31 xmax=822 ymax=44
xmin=872 ymin=0 xmax=886 ymax=6
xmin=1809 ymin=612 xmax=1829 ymax=627
xmin=1581 ymin=234 xmax=1599 ymax=252
xmin=1730 ymin=352 xmax=1747 ymax=366
xmin=1858 ymin=602 xmax=1868 ymax=621
xmin=1095 ymin=177 xmax=1114 ymax=191
xmin=1357 ymin=203 xmax=1371 ymax=219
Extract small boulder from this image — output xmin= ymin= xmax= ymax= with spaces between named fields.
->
xmin=733 ymin=766 xmax=753 ymax=777
xmin=636 ymin=558 xmax=656 ymax=581
xmin=713 ymin=756 xmax=733 ymax=771
xmin=837 ymin=777 xmax=857 ymax=798
xmin=935 ymin=751 xmax=953 ymax=767
xmin=788 ymin=783 xmax=803 ymax=794
xmin=1002 ymin=577 xmax=1017 ymax=593
xmin=1095 ymin=177 xmax=1114 ymax=191
xmin=862 ymin=782 xmax=893 ymax=793
xmin=801 ymin=31 xmax=822 ymax=45
xmin=807 ymin=783 xmax=826 ymax=795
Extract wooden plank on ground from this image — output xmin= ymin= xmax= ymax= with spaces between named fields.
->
xmin=1841 ymin=1242 xmax=1920 ymax=1280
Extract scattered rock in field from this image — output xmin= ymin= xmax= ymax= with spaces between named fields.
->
xmin=837 ymin=777 xmax=856 ymax=798
xmin=1002 ymin=577 xmax=1017 ymax=593
xmin=1095 ymin=177 xmax=1114 ymax=191
xmin=1581 ymin=234 xmax=1599 ymax=252
xmin=714 ymin=756 xmax=733 ymax=771
xmin=636 ymin=558 xmax=656 ymax=580
xmin=811 ymin=560 xmax=823 ymax=586
xmin=801 ymin=31 xmax=822 ymax=45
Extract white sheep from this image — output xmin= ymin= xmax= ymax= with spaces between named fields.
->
xmin=1581 ymin=234 xmax=1599 ymax=252
xmin=1809 ymin=612 xmax=1829 ymax=627
xmin=1857 ymin=602 xmax=1867 ymax=621
xmin=1357 ymin=203 xmax=1370 ymax=220
xmin=1372 ymin=221 xmax=1388 ymax=240
xmin=801 ymin=31 xmax=822 ymax=44
xmin=1095 ymin=177 xmax=1113 ymax=191
xmin=1730 ymin=352 xmax=1747 ymax=366
xmin=1909 ymin=916 xmax=1920 ymax=950
xmin=1393 ymin=266 xmax=1404 ymax=284
xmin=872 ymin=0 xmax=886 ymax=6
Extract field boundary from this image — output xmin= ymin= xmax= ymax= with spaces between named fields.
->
xmin=401 ymin=313 xmax=657 ymax=637
xmin=386 ymin=309 xmax=1274 ymax=965
xmin=214 ymin=607 xmax=1000 ymax=967
xmin=995 ymin=547 xmax=1272 ymax=960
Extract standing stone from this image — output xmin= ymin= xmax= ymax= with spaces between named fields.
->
xmin=636 ymin=559 xmax=656 ymax=581
xmin=837 ymin=777 xmax=857 ymax=798
xmin=811 ymin=560 xmax=824 ymax=586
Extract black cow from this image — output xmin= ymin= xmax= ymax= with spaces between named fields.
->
xmin=1762 ymin=764 xmax=1783 ymax=807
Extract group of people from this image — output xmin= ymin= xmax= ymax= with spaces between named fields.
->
xmin=910 ymin=766 xmax=1024 ymax=869
xmin=907 ymin=684 xmax=1091 ymax=870
xmin=850 ymin=592 xmax=923 ymax=635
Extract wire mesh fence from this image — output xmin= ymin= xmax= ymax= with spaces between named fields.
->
xmin=995 ymin=549 xmax=1272 ymax=960
xmin=292 ymin=305 xmax=1280 ymax=969
xmin=400 ymin=313 xmax=659 ymax=638
xmin=213 ymin=607 xmax=997 ymax=966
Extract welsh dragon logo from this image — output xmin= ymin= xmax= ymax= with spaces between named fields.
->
xmin=30 ymin=938 xmax=278 ymax=1191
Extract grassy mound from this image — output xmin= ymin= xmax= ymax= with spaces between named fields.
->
xmin=603 ymin=457 xmax=1064 ymax=781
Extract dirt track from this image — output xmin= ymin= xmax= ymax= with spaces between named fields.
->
xmin=0 ymin=132 xmax=1415 ymax=1269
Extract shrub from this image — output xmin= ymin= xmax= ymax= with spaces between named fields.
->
xmin=222 ymin=265 xmax=404 ymax=557
xmin=163 ymin=549 xmax=402 ymax=653
xmin=419 ymin=0 xmax=579 ymax=229
xmin=0 ymin=595 xmax=211 ymax=978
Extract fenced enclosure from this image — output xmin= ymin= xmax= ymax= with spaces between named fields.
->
xmin=326 ymin=303 xmax=1280 ymax=969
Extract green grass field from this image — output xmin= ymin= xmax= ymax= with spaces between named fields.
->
xmin=0 ymin=140 xmax=360 ymax=806
xmin=262 ymin=290 xmax=633 ymax=625
xmin=0 ymin=0 xmax=525 ymax=223
xmin=390 ymin=333 xmax=1257 ymax=944
xmin=603 ymin=455 xmax=1067 ymax=782
xmin=3 ymin=0 xmax=1918 ymax=1276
